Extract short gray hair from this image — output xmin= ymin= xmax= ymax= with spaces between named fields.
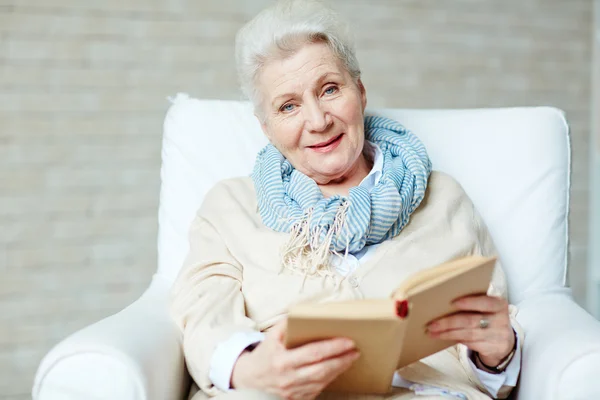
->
xmin=235 ymin=0 xmax=361 ymax=120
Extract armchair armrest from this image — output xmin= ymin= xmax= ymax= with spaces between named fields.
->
xmin=514 ymin=290 xmax=600 ymax=400
xmin=33 ymin=275 xmax=188 ymax=400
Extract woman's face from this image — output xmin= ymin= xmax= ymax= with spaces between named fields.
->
xmin=257 ymin=42 xmax=367 ymax=185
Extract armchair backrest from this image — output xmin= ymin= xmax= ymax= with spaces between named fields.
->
xmin=158 ymin=93 xmax=570 ymax=304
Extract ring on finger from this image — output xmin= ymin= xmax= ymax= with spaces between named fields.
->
xmin=479 ymin=317 xmax=490 ymax=329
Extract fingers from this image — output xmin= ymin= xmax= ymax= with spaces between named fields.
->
xmin=244 ymin=325 xmax=359 ymax=399
xmin=293 ymin=350 xmax=360 ymax=385
xmin=428 ymin=327 xmax=497 ymax=342
xmin=427 ymin=311 xmax=509 ymax=342
xmin=427 ymin=312 xmax=490 ymax=333
xmin=453 ymin=295 xmax=508 ymax=313
xmin=425 ymin=298 xmax=515 ymax=367
xmin=268 ymin=349 xmax=359 ymax=400
xmin=285 ymin=338 xmax=357 ymax=368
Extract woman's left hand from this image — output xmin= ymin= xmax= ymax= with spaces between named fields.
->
xmin=426 ymin=295 xmax=515 ymax=368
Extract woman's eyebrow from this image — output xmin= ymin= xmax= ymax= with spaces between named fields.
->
xmin=316 ymin=72 xmax=343 ymax=85
xmin=271 ymin=92 xmax=297 ymax=107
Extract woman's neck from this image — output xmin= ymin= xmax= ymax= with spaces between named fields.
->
xmin=318 ymin=150 xmax=374 ymax=198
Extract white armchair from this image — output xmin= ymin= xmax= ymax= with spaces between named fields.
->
xmin=33 ymin=94 xmax=600 ymax=400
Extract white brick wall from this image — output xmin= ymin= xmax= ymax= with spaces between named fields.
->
xmin=0 ymin=0 xmax=593 ymax=397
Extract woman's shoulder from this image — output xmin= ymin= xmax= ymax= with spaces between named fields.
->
xmin=409 ymin=170 xmax=476 ymax=229
xmin=199 ymin=176 xmax=257 ymax=216
xmin=426 ymin=170 xmax=471 ymax=204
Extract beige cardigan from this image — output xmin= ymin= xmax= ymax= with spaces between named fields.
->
xmin=170 ymin=171 xmax=523 ymax=399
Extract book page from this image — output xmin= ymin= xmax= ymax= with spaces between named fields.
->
xmin=393 ymin=256 xmax=495 ymax=298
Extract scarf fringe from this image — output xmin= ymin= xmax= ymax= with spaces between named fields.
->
xmin=281 ymin=200 xmax=350 ymax=278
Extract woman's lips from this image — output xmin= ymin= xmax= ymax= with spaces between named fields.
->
xmin=308 ymin=133 xmax=344 ymax=153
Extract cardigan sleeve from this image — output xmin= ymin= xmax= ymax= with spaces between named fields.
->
xmin=455 ymin=203 xmax=524 ymax=399
xmin=169 ymin=214 xmax=258 ymax=397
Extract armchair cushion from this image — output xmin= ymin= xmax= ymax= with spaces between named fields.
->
xmin=516 ymin=291 xmax=600 ymax=399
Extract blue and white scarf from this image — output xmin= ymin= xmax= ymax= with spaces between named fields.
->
xmin=252 ymin=116 xmax=432 ymax=276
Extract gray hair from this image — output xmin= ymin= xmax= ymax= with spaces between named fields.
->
xmin=235 ymin=0 xmax=361 ymax=120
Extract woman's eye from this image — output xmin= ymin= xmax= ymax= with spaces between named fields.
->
xmin=281 ymin=103 xmax=295 ymax=112
xmin=324 ymin=86 xmax=338 ymax=95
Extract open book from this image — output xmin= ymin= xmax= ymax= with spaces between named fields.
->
xmin=284 ymin=255 xmax=497 ymax=394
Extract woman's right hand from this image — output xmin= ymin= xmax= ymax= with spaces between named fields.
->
xmin=231 ymin=319 xmax=360 ymax=400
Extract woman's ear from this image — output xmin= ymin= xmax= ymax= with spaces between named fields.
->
xmin=357 ymin=78 xmax=367 ymax=112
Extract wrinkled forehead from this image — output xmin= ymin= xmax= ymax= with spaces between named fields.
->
xmin=256 ymin=43 xmax=351 ymax=109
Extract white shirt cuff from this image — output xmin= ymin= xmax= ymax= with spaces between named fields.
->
xmin=208 ymin=331 xmax=265 ymax=391
xmin=467 ymin=329 xmax=522 ymax=398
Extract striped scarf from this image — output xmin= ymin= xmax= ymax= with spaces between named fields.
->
xmin=252 ymin=116 xmax=432 ymax=277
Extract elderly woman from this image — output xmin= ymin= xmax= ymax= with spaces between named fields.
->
xmin=171 ymin=1 xmax=522 ymax=399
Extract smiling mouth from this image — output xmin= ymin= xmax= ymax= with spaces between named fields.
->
xmin=308 ymin=134 xmax=343 ymax=148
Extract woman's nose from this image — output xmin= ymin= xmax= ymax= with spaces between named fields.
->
xmin=304 ymin=100 xmax=332 ymax=133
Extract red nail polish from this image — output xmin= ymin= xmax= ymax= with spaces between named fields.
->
xmin=396 ymin=300 xmax=409 ymax=318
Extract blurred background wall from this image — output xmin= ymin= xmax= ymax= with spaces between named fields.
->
xmin=0 ymin=0 xmax=595 ymax=398
xmin=590 ymin=0 xmax=600 ymax=321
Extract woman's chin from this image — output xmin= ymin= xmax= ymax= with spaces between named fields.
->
xmin=312 ymin=167 xmax=351 ymax=183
